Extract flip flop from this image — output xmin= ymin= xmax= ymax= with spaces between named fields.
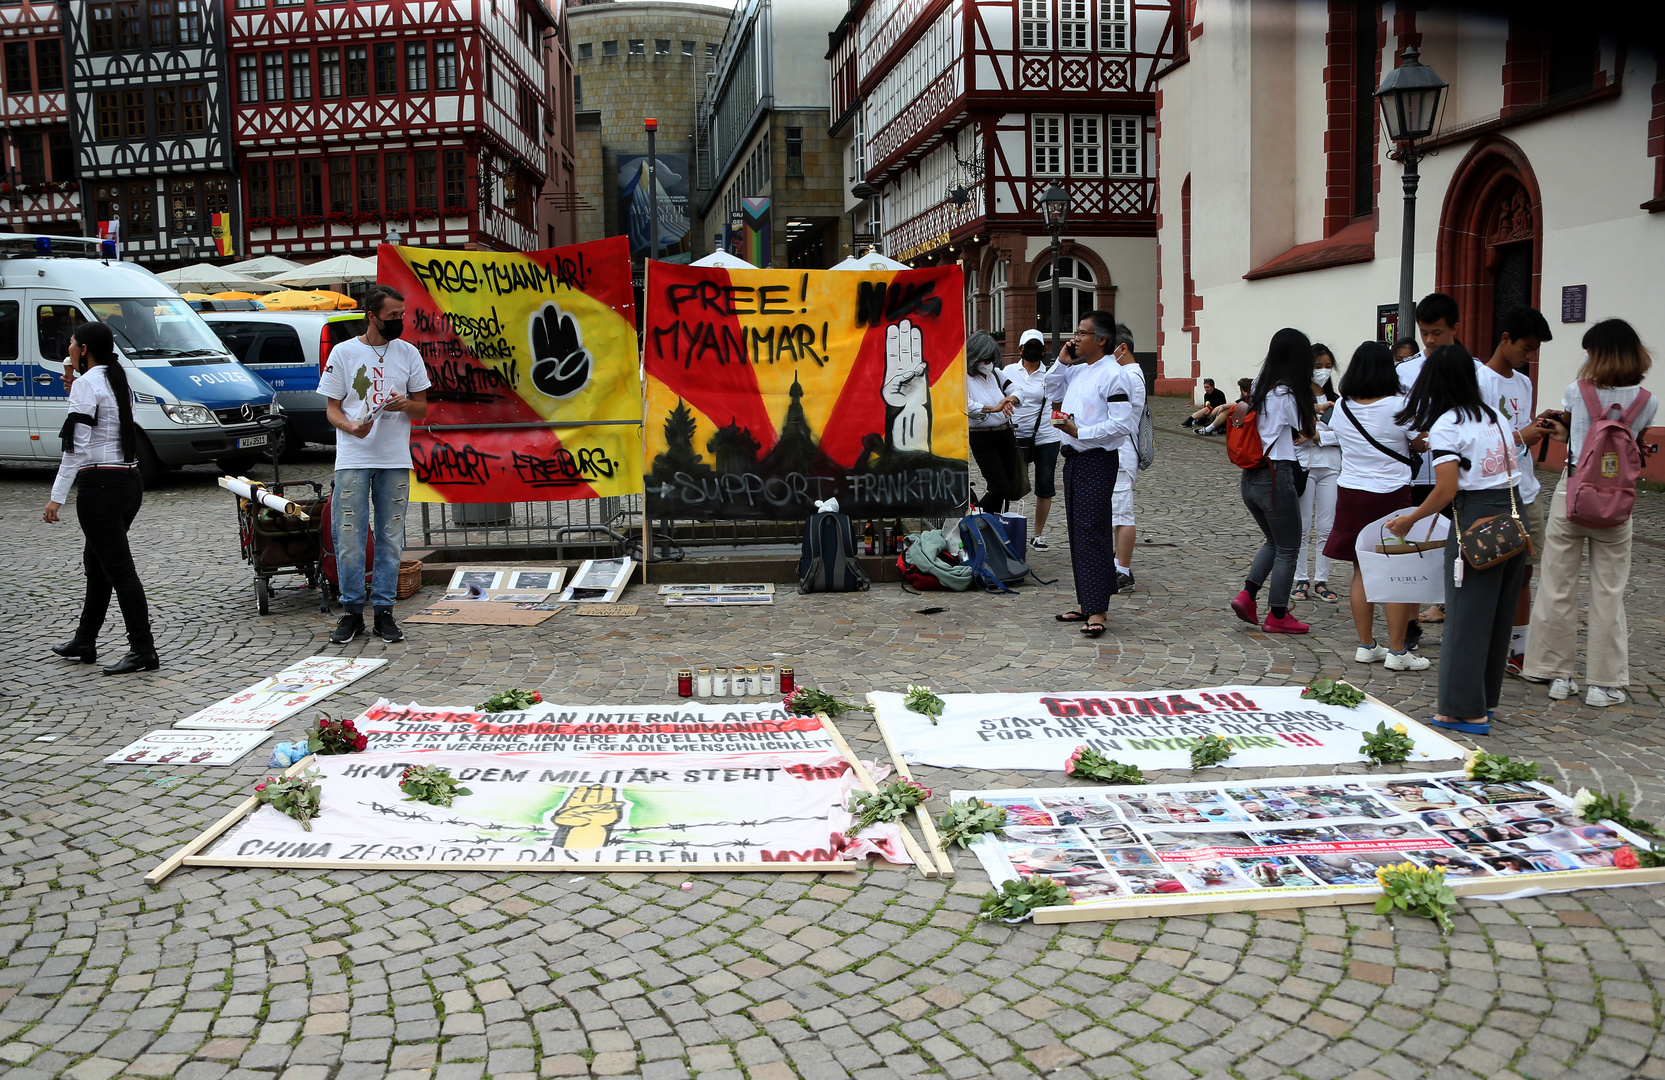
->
xmin=1429 ymin=716 xmax=1490 ymax=736
xmin=1055 ymin=610 xmax=1086 ymax=622
xmin=1081 ymin=621 xmax=1107 ymax=638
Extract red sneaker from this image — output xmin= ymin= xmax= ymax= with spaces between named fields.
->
xmin=1262 ymin=612 xmax=1310 ymax=634
xmin=1231 ymin=590 xmax=1258 ymax=625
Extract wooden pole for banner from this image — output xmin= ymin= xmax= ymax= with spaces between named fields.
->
xmin=178 ymin=857 xmax=861 ymax=873
xmin=865 ymin=693 xmax=953 ymax=876
xmin=817 ymin=712 xmax=940 ymax=877
xmin=145 ymin=754 xmax=318 ymax=886
xmin=639 ymin=261 xmax=651 ymax=586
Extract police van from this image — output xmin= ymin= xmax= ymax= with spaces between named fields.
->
xmin=201 ymin=309 xmax=365 ymax=459
xmin=0 ymin=235 xmax=278 ymax=485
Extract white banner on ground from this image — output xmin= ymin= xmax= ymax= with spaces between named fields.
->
xmin=959 ymin=772 xmax=1662 ymax=920
xmin=206 ymin=749 xmax=908 ymax=868
xmin=352 ymin=699 xmax=836 ymax=755
xmin=870 ymin=685 xmax=1466 ymax=772
xmin=106 ymin=730 xmax=273 ymax=766
xmin=173 ymin=656 xmax=389 ymax=731
xmin=1355 ymin=511 xmax=1450 ymax=605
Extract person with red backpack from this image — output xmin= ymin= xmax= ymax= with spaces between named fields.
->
xmin=1520 ymin=319 xmax=1656 ymax=707
xmin=1229 ymin=328 xmax=1318 ymax=634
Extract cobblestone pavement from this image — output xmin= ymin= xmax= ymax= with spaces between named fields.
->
xmin=4 ymin=397 xmax=1664 ymax=1080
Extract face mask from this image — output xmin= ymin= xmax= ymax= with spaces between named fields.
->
xmin=378 ymin=317 xmax=405 ymax=341
xmin=1312 ymin=368 xmax=1331 ymax=385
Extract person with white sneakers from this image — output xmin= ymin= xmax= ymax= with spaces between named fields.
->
xmin=1005 ymin=329 xmax=1063 ymax=550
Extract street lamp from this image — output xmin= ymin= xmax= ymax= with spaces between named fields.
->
xmin=644 ymin=117 xmax=660 ymax=261
xmin=385 ymin=226 xmax=403 ymax=246
xmin=1040 ymin=182 xmax=1070 ymax=354
xmin=1375 ymin=46 xmax=1448 ymax=349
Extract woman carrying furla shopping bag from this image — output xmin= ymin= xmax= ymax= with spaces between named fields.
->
xmin=1384 ymin=346 xmax=1531 ymax=737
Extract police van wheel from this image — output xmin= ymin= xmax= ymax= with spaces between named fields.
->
xmin=255 ymin=577 xmax=271 ymax=616
xmin=216 ymin=454 xmax=262 ymax=475
xmin=262 ymin=421 xmax=301 ymax=463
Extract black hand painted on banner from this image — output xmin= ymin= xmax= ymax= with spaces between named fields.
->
xmin=529 ymin=302 xmax=592 ymax=399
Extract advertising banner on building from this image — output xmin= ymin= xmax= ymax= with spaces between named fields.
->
xmin=376 ymin=237 xmax=642 ymax=504
xmin=618 ymin=154 xmax=691 ymax=261
xmin=642 ymin=262 xmax=969 ymax=519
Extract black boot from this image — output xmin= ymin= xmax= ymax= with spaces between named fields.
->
xmin=102 ymin=650 xmax=160 ymax=675
xmin=52 ymin=639 xmax=98 ymax=664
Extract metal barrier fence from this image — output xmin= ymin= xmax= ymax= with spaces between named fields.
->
xmin=417 ymin=496 xmax=805 ymax=559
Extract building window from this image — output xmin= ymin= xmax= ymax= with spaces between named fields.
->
xmin=264 ymin=52 xmax=285 ymax=101
xmin=18 ymin=134 xmax=43 ymax=184
xmin=123 ymin=89 xmax=146 ymax=136
xmin=573 ymin=74 xmax=581 ymax=106
xmin=238 ymin=55 xmax=259 ymax=102
xmin=49 ymin=131 xmax=72 ymax=178
xmin=235 ymin=0 xmax=263 ymax=7
xmin=329 ymin=159 xmax=351 ymax=212
xmin=91 ymin=5 xmax=116 ymax=51
xmin=990 ymin=259 xmax=1007 ymax=336
xmin=628 ymin=39 xmax=644 ymax=56
xmin=1070 ymin=115 xmax=1101 ymax=175
xmin=117 ymin=3 xmax=141 ymax=49
xmin=96 ymin=92 xmax=120 ymax=138
xmin=274 ymin=160 xmax=295 ymax=216
xmin=384 ymin=153 xmax=406 ymax=210
xmin=94 ymin=185 xmax=121 ymax=226
xmin=1107 ymin=116 xmax=1140 ymax=175
xmin=176 ymin=0 xmax=200 ymax=44
xmin=681 ymin=40 xmax=694 ymax=57
xmin=319 ymin=48 xmax=340 ymax=97
xmin=785 ymin=127 xmax=803 ymax=177
xmin=1100 ymin=0 xmax=1129 ymax=50
xmin=299 ymin=159 xmax=322 ymax=215
xmin=169 ymin=178 xmax=199 ymax=234
xmin=443 ymin=149 xmax=464 ymax=207
xmin=204 ymin=176 xmax=229 ymax=219
xmin=1019 ymin=0 xmax=1049 ymax=50
xmin=1035 ymin=256 xmax=1096 ymax=337
xmin=414 ymin=150 xmax=437 ymax=208
xmin=182 ymin=85 xmax=204 ymax=132
xmin=965 ymin=268 xmax=979 ymax=333
xmin=357 ymin=155 xmax=378 ymax=211
xmin=518 ymin=84 xmax=536 ymax=132
xmin=405 ymin=42 xmax=427 ymax=91
xmin=155 ymin=88 xmax=178 ymax=133
xmin=602 ymin=40 xmax=617 ymax=58
xmin=346 ymin=46 xmax=367 ymax=96
xmin=126 ymin=181 xmax=155 ymax=236
xmin=35 ymin=40 xmax=62 ymax=90
xmin=577 ymin=42 xmax=591 ymax=60
xmin=148 ymin=1 xmax=172 ymax=46
xmin=248 ymin=162 xmax=270 ymax=217
xmin=290 ymin=51 xmax=311 ymax=100
xmin=434 ymin=40 xmax=456 ymax=90
xmin=655 ymin=39 xmax=670 ymax=56
xmin=3 ymin=43 xmax=29 ymax=94
xmin=1059 ymin=0 xmax=1088 ymax=50
xmin=374 ymin=44 xmax=396 ymax=93
xmin=1033 ymin=115 xmax=1062 ymax=175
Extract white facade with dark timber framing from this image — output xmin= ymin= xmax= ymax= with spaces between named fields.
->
xmin=61 ymin=0 xmax=236 ymax=263
xmin=0 ymin=0 xmax=78 ymax=233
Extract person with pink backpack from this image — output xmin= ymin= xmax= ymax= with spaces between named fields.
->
xmin=1520 ymin=319 xmax=1657 ymax=707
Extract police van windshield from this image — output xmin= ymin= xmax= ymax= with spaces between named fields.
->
xmin=85 ymin=298 xmax=229 ymax=362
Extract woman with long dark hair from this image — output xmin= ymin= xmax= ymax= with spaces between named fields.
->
xmin=1386 ymin=345 xmax=1525 ymax=734
xmin=41 ymin=322 xmax=158 ymax=674
xmin=1231 ymin=327 xmax=1318 ymax=633
xmin=963 ymin=331 xmax=1024 ymax=514
xmin=1292 ymin=343 xmax=1342 ymax=602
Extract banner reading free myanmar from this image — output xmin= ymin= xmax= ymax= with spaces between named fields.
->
xmin=642 ymin=262 xmax=969 ymax=519
xmin=377 ymin=237 xmax=642 ymax=503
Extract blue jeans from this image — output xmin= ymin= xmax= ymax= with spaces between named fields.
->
xmin=333 ymin=468 xmax=408 ymax=612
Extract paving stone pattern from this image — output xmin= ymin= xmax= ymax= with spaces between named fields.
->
xmin=3 ymin=397 xmax=1664 ymax=1080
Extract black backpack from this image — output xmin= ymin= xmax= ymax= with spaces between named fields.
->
xmin=798 ymin=512 xmax=871 ymax=593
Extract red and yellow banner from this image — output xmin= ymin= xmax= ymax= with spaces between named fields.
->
xmin=378 ymin=237 xmax=642 ymax=503
xmin=642 ymin=262 xmax=968 ymax=520
xmin=211 ymin=213 xmax=235 ymax=257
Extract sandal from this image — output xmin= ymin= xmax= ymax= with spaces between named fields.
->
xmin=1291 ymin=582 xmax=1310 ymax=602
xmin=1055 ymin=610 xmax=1086 ymax=622
xmin=1313 ymin=582 xmax=1339 ymax=603
xmin=1080 ymin=620 xmax=1107 ymax=638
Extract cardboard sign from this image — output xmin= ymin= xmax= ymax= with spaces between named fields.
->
xmin=107 ymin=730 xmax=272 ymax=767
xmin=405 ymin=605 xmax=557 ymax=626
xmin=173 ymin=656 xmax=389 ymax=731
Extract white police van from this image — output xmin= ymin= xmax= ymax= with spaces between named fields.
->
xmin=0 ymin=235 xmax=278 ymax=485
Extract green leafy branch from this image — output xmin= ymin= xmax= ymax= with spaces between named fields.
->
xmin=1359 ymin=721 xmax=1415 ymax=766
xmin=1302 ymin=677 xmax=1365 ymax=708
xmin=1462 ymin=749 xmax=1541 ymax=784
xmin=978 ymin=875 xmax=1073 ymax=922
xmin=936 ymin=798 xmax=1007 ymax=849
xmin=847 ymin=778 xmax=931 ymax=834
xmin=903 ymin=684 xmax=945 ymax=725
xmin=1190 ymin=733 xmax=1234 ymax=770
xmin=1065 ymin=745 xmax=1146 ymax=785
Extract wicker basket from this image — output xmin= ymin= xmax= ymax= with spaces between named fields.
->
xmin=396 ymin=560 xmax=424 ymax=599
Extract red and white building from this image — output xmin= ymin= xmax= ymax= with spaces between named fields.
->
xmin=228 ymin=0 xmax=579 ymax=258
xmin=0 ymin=0 xmax=77 ymax=235
xmin=832 ymin=0 xmax=1183 ymax=360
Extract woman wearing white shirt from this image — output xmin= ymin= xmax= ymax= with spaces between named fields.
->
xmin=40 ymin=322 xmax=158 ymax=675
xmin=1006 ymin=329 xmax=1063 ymax=548
xmin=1292 ymin=344 xmax=1342 ymax=603
xmin=1386 ymin=346 xmax=1527 ymax=736
xmin=963 ymin=332 xmax=1023 ymax=514
xmin=1231 ymin=328 xmax=1318 ymax=634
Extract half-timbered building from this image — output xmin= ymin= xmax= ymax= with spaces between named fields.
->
xmin=62 ymin=0 xmax=235 ymax=264
xmin=227 ymin=0 xmax=573 ymax=259
xmin=833 ymin=0 xmax=1182 ymax=359
xmin=0 ymin=1 xmax=77 ymax=235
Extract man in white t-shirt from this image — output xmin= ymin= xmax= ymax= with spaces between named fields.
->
xmin=1483 ymin=305 xmax=1555 ymax=672
xmin=319 ymin=285 xmax=432 ymax=644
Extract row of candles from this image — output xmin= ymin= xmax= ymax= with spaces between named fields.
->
xmin=676 ymin=664 xmax=794 ymax=698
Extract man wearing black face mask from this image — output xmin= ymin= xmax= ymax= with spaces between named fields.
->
xmin=320 ymin=285 xmax=431 ymax=644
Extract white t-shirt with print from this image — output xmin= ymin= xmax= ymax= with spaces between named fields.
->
xmin=318 ymin=337 xmax=433 ymax=471
xmin=1485 ymin=366 xmax=1540 ymax=504
xmin=1427 ymin=409 xmax=1517 ymax=492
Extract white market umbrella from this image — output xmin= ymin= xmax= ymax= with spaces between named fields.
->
xmin=265 ymin=255 xmax=379 ymax=289
xmin=831 ymin=249 xmax=908 ymax=271
xmin=154 ymin=263 xmax=280 ymax=293
xmin=223 ymin=255 xmax=304 ymax=280
xmin=690 ymin=250 xmax=756 ymax=269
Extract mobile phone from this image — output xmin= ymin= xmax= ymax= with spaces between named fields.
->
xmin=1065 ymin=342 xmax=1077 ymax=358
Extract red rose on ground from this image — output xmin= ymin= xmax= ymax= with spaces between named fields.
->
xmin=1615 ymin=847 xmax=1640 ymax=870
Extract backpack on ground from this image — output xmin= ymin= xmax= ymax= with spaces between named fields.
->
xmin=798 ymin=511 xmax=871 ymax=593
xmin=1225 ymin=401 xmax=1266 ymax=469
xmin=957 ymin=512 xmax=1053 ymax=593
xmin=1135 ymin=402 xmax=1156 ymax=470
xmin=1566 ymin=382 xmax=1652 ymax=529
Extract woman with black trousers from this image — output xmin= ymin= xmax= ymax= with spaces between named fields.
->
xmin=41 ymin=322 xmax=158 ymax=675
xmin=1386 ymin=345 xmax=1526 ymax=736
xmin=964 ymin=331 xmax=1024 ymax=513
xmin=1231 ymin=328 xmax=1318 ymax=634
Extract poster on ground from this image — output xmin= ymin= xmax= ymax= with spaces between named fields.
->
xmin=961 ymin=773 xmax=1664 ymax=920
xmin=869 ymin=686 xmax=1466 ymax=772
xmin=106 ymin=730 xmax=272 ymax=766
xmin=173 ymin=656 xmax=388 ymax=731
xmin=377 ymin=237 xmax=642 ymax=504
xmin=642 ymin=263 xmax=969 ymax=519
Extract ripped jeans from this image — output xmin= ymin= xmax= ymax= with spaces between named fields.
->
xmin=332 ymin=468 xmax=409 ymax=613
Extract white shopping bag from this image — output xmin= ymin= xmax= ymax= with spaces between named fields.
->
xmin=1354 ymin=510 xmax=1449 ymax=605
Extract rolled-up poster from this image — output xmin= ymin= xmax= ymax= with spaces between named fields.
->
xmin=218 ymin=475 xmax=310 ymax=519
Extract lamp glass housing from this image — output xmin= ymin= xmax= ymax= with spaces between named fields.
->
xmin=1040 ymin=183 xmax=1069 ymax=229
xmin=1375 ymin=47 xmax=1448 ymax=143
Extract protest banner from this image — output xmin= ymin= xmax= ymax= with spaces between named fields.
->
xmin=106 ymin=730 xmax=272 ymax=767
xmin=869 ymin=685 xmax=1467 ymax=772
xmin=960 ymin=772 xmax=1665 ymax=923
xmin=642 ymin=262 xmax=969 ymax=519
xmin=376 ymin=237 xmax=642 ymax=504
xmin=173 ymin=656 xmax=388 ymax=731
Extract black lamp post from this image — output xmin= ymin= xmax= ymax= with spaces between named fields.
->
xmin=1040 ymin=182 xmax=1069 ymax=354
xmin=1375 ymin=46 xmax=1448 ymax=349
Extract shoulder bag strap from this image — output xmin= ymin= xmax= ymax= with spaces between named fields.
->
xmin=1339 ymin=399 xmax=1414 ymax=467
